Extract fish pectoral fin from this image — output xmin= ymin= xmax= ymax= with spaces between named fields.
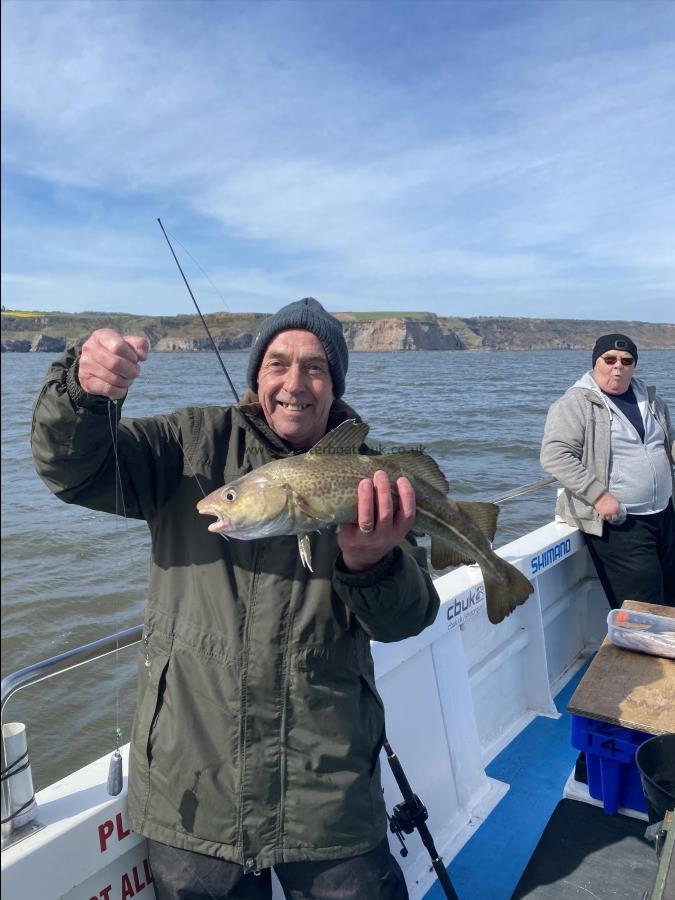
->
xmin=298 ymin=535 xmax=314 ymax=572
xmin=306 ymin=420 xmax=369 ymax=457
xmin=430 ymin=539 xmax=476 ymax=570
xmin=455 ymin=501 xmax=500 ymax=543
xmin=295 ymin=494 xmax=334 ymax=524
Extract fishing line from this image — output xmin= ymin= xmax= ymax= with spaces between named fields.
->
xmin=102 ymin=355 xmax=230 ymax=793
xmin=94 ymin=223 xmax=239 ymax=797
xmin=105 ymin=399 xmax=125 ymax=795
xmin=162 ymin=230 xmax=233 ymax=315
xmin=162 ymin=418 xmax=229 ymax=543
xmin=165 ymin=419 xmax=209 ymax=499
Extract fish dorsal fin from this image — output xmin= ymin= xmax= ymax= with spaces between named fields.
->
xmin=306 ymin=420 xmax=370 ymax=458
xmin=455 ymin=501 xmax=500 ymax=543
xmin=389 ymin=451 xmax=449 ymax=494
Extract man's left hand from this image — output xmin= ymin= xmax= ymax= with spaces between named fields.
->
xmin=338 ymin=471 xmax=416 ymax=573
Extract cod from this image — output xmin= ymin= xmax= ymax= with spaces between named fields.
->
xmin=197 ymin=421 xmax=533 ymax=624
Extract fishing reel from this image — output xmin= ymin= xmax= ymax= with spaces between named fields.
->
xmin=387 ymin=793 xmax=429 ymax=856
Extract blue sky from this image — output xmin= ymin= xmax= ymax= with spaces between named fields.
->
xmin=2 ymin=0 xmax=674 ymax=321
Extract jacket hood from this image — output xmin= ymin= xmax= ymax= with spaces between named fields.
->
xmin=572 ymin=371 xmax=601 ymax=392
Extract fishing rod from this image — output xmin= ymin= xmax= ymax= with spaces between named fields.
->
xmin=490 ymin=475 xmax=557 ymax=505
xmin=157 ymin=218 xmax=239 ymax=404
xmin=384 ymin=736 xmax=460 ymax=899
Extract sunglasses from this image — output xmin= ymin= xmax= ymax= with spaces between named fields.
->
xmin=600 ymin=355 xmax=635 ymax=367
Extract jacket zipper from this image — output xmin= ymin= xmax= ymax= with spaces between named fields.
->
xmin=238 ymin=541 xmax=261 ymax=867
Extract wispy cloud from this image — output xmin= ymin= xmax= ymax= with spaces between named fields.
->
xmin=2 ymin=0 xmax=674 ymax=320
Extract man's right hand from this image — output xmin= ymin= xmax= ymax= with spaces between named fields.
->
xmin=594 ymin=491 xmax=624 ymax=523
xmin=78 ymin=329 xmax=150 ymax=400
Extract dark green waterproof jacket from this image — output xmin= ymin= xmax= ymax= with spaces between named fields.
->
xmin=31 ymin=347 xmax=440 ymax=869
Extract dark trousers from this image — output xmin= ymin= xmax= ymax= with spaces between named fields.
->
xmin=584 ymin=501 xmax=675 ymax=609
xmin=147 ymin=837 xmax=409 ymax=900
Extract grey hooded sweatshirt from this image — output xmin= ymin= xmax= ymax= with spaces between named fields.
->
xmin=540 ymin=373 xmax=674 ymax=536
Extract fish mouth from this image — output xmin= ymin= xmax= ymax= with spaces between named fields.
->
xmin=207 ymin=519 xmax=227 ymax=533
xmin=197 ymin=505 xmax=229 ymax=533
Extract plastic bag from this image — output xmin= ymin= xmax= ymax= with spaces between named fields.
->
xmin=607 ymin=609 xmax=675 ymax=659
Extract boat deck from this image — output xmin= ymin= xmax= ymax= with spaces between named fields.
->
xmin=425 ymin=664 xmax=590 ymax=899
xmin=426 ymin=656 xmax=666 ymax=900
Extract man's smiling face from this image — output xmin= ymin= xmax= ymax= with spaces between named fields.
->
xmin=257 ymin=330 xmax=334 ymax=450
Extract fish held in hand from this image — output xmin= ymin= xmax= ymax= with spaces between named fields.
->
xmin=197 ymin=421 xmax=533 ymax=624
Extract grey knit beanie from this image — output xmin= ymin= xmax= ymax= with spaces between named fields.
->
xmin=247 ymin=298 xmax=349 ymax=398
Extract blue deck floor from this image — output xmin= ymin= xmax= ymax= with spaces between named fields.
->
xmin=423 ymin=661 xmax=591 ymax=900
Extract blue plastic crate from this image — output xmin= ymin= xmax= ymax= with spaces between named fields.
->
xmin=570 ymin=715 xmax=650 ymax=815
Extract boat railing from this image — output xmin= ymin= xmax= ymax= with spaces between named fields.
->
xmin=1 ymin=624 xmax=144 ymax=847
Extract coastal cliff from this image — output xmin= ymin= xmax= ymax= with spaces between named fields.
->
xmin=2 ymin=309 xmax=673 ymax=352
xmin=339 ymin=314 xmax=463 ymax=351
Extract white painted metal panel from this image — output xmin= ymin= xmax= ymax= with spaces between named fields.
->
xmin=2 ymin=747 xmax=156 ymax=900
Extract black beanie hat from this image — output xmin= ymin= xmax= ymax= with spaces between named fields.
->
xmin=592 ymin=333 xmax=638 ymax=367
xmin=247 ymin=298 xmax=349 ymax=398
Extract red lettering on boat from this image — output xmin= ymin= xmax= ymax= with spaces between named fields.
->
xmin=98 ymin=820 xmax=114 ymax=852
xmin=132 ymin=864 xmax=146 ymax=892
xmin=89 ymin=886 xmax=112 ymax=900
xmin=121 ymin=872 xmax=135 ymax=899
xmin=116 ymin=811 xmax=130 ymax=840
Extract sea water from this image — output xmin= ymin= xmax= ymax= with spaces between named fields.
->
xmin=2 ymin=349 xmax=673 ymax=788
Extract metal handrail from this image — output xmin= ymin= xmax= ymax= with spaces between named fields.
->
xmin=1 ymin=624 xmax=143 ymax=715
xmin=1 ymin=624 xmax=143 ymax=846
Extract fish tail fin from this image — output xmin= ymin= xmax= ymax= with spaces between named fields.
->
xmin=455 ymin=500 xmax=500 ymax=542
xmin=482 ymin=558 xmax=533 ymax=625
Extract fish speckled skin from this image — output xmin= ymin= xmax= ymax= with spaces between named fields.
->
xmin=197 ymin=421 xmax=533 ymax=624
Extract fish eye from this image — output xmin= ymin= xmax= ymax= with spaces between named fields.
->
xmin=224 ymin=489 xmax=237 ymax=502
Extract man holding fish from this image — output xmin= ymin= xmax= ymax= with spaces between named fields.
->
xmin=32 ymin=297 xmax=531 ymax=899
xmin=32 ymin=298 xmax=437 ymax=899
